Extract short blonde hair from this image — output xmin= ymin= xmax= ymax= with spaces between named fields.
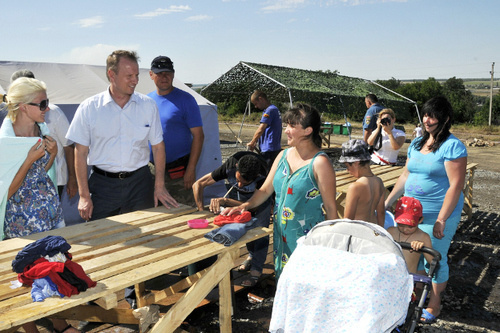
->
xmin=379 ymin=108 xmax=395 ymax=119
xmin=4 ymin=77 xmax=47 ymax=123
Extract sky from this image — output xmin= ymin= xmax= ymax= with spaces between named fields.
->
xmin=2 ymin=0 xmax=498 ymax=85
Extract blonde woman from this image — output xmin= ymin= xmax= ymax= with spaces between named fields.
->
xmin=1 ymin=78 xmax=79 ymax=333
xmin=367 ymin=108 xmax=406 ymax=165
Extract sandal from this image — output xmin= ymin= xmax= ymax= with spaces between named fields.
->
xmin=236 ymin=259 xmax=251 ymax=272
xmin=420 ymin=309 xmax=437 ymax=324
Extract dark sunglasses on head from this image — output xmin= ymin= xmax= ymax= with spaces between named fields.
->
xmin=27 ymin=99 xmax=49 ymax=111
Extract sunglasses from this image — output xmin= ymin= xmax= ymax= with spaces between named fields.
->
xmin=27 ymin=99 xmax=49 ymax=111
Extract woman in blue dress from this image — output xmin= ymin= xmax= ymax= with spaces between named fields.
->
xmin=223 ymin=103 xmax=338 ymax=281
xmin=385 ymin=96 xmax=467 ymax=324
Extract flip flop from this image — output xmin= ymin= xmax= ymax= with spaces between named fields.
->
xmin=236 ymin=259 xmax=251 ymax=272
xmin=420 ymin=309 xmax=437 ymax=324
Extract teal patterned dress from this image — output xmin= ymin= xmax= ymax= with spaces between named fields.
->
xmin=272 ymin=149 xmax=326 ymax=280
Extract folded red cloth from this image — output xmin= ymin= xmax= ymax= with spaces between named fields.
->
xmin=18 ymin=255 xmax=97 ymax=297
xmin=214 ymin=211 xmax=252 ymax=226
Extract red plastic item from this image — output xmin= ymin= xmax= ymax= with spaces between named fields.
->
xmin=187 ymin=219 xmax=209 ymax=229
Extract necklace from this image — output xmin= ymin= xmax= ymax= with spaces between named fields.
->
xmin=398 ymin=231 xmax=412 ymax=243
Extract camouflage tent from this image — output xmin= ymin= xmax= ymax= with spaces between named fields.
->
xmin=201 ymin=61 xmax=413 ymax=122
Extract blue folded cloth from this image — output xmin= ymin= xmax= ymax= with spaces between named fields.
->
xmin=205 ymin=218 xmax=257 ymax=246
xmin=12 ymin=235 xmax=71 ymax=273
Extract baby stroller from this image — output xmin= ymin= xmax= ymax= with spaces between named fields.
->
xmin=269 ymin=219 xmax=439 ymax=333
xmin=394 ymin=242 xmax=441 ymax=333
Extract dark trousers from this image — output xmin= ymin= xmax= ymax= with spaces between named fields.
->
xmin=261 ymin=150 xmax=281 ymax=169
xmin=88 ymin=166 xmax=154 ymax=221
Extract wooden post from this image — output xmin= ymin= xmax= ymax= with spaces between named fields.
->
xmin=219 ymin=271 xmax=233 ymax=332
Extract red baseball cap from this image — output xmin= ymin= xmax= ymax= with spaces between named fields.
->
xmin=394 ymin=196 xmax=423 ymax=227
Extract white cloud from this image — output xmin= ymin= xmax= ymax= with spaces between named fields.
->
xmin=185 ymin=15 xmax=212 ymax=22
xmin=56 ymin=44 xmax=140 ymax=65
xmin=135 ymin=5 xmax=191 ymax=19
xmin=75 ymin=16 xmax=104 ymax=28
xmin=261 ymin=0 xmax=307 ymax=13
xmin=321 ymin=0 xmax=407 ymax=5
xmin=261 ymin=0 xmax=406 ymax=12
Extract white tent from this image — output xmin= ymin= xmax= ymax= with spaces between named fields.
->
xmin=0 ymin=61 xmax=225 ymax=223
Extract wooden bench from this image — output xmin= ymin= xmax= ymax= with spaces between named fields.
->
xmin=463 ymin=163 xmax=478 ymax=220
xmin=0 ymin=205 xmax=272 ymax=333
xmin=335 ymin=163 xmax=478 ymax=220
xmin=320 ymin=125 xmax=333 ymax=148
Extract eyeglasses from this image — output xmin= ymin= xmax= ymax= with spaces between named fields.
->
xmin=27 ymin=99 xmax=49 ymax=111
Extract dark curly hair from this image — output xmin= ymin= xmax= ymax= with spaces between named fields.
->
xmin=237 ymin=154 xmax=263 ymax=182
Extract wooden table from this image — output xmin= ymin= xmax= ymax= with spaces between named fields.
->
xmin=335 ymin=163 xmax=478 ymax=220
xmin=0 ymin=205 xmax=272 ymax=333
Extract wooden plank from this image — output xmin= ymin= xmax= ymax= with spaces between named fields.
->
xmin=142 ymin=269 xmax=209 ymax=306
xmin=53 ymin=305 xmax=139 ymax=324
xmin=93 ymin=292 xmax=118 ymax=310
xmin=150 ymin=248 xmax=238 ymax=333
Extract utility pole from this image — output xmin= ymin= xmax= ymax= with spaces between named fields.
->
xmin=489 ymin=62 xmax=495 ymax=126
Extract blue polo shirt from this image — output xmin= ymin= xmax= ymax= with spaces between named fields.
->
xmin=259 ymin=104 xmax=282 ymax=152
xmin=363 ymin=103 xmax=384 ymax=133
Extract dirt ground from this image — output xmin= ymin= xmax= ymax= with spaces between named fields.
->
xmin=182 ymin=122 xmax=499 ymax=333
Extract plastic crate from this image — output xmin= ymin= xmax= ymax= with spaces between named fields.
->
xmin=332 ymin=124 xmax=342 ymax=134
xmin=342 ymin=125 xmax=352 ymax=135
xmin=322 ymin=123 xmax=333 ymax=134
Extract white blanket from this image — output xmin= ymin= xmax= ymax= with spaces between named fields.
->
xmin=269 ymin=244 xmax=413 ymax=333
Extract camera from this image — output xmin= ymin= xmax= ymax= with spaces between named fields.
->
xmin=380 ymin=117 xmax=391 ymax=126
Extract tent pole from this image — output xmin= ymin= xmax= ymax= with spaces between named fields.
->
xmin=237 ymin=98 xmax=251 ymax=146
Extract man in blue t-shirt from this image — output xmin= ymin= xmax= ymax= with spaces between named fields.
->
xmin=247 ymin=90 xmax=282 ymax=167
xmin=149 ymin=56 xmax=204 ymax=206
xmin=363 ymin=93 xmax=384 ymax=143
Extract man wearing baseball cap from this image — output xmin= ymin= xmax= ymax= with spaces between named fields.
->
xmin=148 ymin=56 xmax=204 ymax=206
xmin=388 ymin=196 xmax=434 ymax=273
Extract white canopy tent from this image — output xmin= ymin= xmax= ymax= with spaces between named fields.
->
xmin=0 ymin=61 xmax=225 ymax=223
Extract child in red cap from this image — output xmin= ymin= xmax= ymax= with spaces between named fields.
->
xmin=388 ymin=196 xmax=434 ymax=273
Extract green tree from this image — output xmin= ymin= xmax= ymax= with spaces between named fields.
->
xmin=476 ymin=92 xmax=500 ymax=125
xmin=442 ymin=77 xmax=476 ymax=123
xmin=376 ymin=77 xmax=402 ymax=91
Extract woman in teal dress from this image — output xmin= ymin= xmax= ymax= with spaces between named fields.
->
xmin=224 ymin=103 xmax=338 ymax=280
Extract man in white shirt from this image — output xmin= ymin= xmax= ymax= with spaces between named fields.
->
xmin=67 ymin=50 xmax=178 ymax=221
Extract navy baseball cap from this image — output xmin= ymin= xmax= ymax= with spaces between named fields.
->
xmin=151 ymin=56 xmax=174 ymax=74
